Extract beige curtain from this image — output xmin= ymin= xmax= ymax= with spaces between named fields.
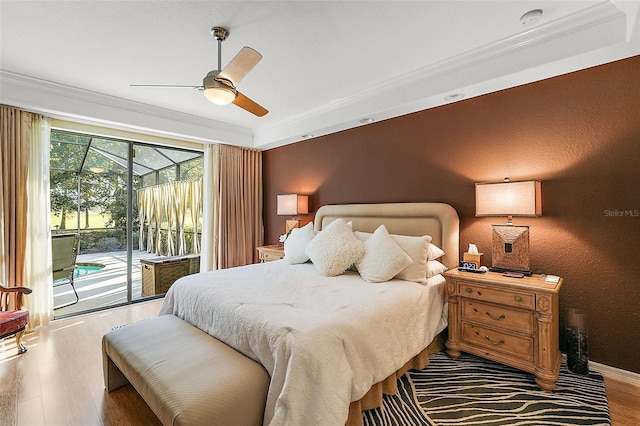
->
xmin=200 ymin=145 xmax=219 ymax=271
xmin=164 ymin=186 xmax=176 ymax=256
xmin=0 ymin=106 xmax=31 ymax=308
xmin=137 ymin=179 xmax=202 ymax=256
xmin=24 ymin=116 xmax=53 ymax=326
xmin=145 ymin=189 xmax=155 ymax=253
xmin=200 ymin=144 xmax=263 ymax=271
xmin=190 ymin=179 xmax=202 ymax=254
xmin=153 ymin=185 xmax=164 ymax=254
xmin=137 ymin=190 xmax=146 ymax=251
xmin=0 ymin=105 xmax=53 ymax=325
xmin=175 ymin=181 xmax=189 ymax=255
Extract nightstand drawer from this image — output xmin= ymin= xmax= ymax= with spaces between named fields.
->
xmin=462 ymin=300 xmax=534 ymax=334
xmin=462 ymin=322 xmax=534 ymax=362
xmin=257 ymin=245 xmax=285 ymax=262
xmin=260 ymin=251 xmax=283 ymax=261
xmin=457 ymin=282 xmax=535 ymax=310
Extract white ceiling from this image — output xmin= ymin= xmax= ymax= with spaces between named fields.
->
xmin=1 ymin=1 xmax=639 ymax=149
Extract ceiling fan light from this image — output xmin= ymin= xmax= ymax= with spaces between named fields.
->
xmin=204 ymin=85 xmax=236 ymax=105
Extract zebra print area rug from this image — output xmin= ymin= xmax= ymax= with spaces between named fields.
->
xmin=363 ymin=352 xmax=610 ymax=426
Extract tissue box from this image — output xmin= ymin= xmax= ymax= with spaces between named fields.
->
xmin=463 ymin=252 xmax=484 ymax=268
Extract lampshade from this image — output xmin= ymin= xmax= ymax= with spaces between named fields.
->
xmin=476 ymin=180 xmax=542 ymax=219
xmin=277 ymin=194 xmax=309 ymax=216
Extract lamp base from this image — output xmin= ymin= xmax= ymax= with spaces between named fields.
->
xmin=491 ymin=224 xmax=531 ymax=272
xmin=285 ymin=219 xmax=300 ymax=234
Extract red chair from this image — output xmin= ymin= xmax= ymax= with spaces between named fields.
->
xmin=0 ymin=283 xmax=33 ymax=354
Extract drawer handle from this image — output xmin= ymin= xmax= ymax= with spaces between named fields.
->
xmin=515 ymin=296 xmax=522 ymax=302
xmin=484 ymin=336 xmax=505 ymax=346
xmin=466 ymin=288 xmax=472 ymax=293
xmin=485 ymin=312 xmax=506 ymax=321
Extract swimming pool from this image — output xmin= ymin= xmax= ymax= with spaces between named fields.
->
xmin=53 ymin=262 xmax=105 ymax=283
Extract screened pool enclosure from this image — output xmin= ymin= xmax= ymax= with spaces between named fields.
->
xmin=50 ymin=129 xmax=204 ymax=255
xmin=50 ymin=129 xmax=204 ymax=316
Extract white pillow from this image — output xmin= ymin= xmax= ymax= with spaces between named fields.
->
xmin=426 ymin=259 xmax=448 ymax=278
xmin=355 ymin=225 xmax=414 ymax=283
xmin=354 ymin=231 xmax=432 ymax=284
xmin=426 ymin=273 xmax=446 ymax=287
xmin=428 ymin=243 xmax=445 ymax=260
xmin=391 ymin=234 xmax=432 ymax=283
xmin=305 ymin=219 xmax=365 ymax=276
xmin=284 ymin=222 xmax=315 ymax=264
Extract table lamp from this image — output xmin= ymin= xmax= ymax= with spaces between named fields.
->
xmin=277 ymin=194 xmax=309 ymax=234
xmin=476 ymin=178 xmax=541 ymax=275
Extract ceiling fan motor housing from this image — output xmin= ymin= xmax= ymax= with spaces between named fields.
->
xmin=203 ymin=70 xmax=235 ymax=91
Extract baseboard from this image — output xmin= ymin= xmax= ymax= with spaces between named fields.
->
xmin=589 ymin=360 xmax=640 ymax=388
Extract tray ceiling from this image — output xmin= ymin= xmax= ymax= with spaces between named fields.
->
xmin=1 ymin=1 xmax=639 ymax=149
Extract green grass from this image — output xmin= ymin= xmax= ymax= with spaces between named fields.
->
xmin=50 ymin=211 xmax=112 ymax=230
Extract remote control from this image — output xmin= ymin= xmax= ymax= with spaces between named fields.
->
xmin=503 ymin=271 xmax=525 ymax=278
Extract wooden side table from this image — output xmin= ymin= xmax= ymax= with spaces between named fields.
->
xmin=256 ymin=245 xmax=285 ymax=262
xmin=444 ymin=268 xmax=563 ymax=392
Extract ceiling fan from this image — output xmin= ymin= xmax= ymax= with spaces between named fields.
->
xmin=131 ymin=26 xmax=268 ymax=117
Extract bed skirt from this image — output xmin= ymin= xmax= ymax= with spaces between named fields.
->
xmin=345 ymin=330 xmax=447 ymax=426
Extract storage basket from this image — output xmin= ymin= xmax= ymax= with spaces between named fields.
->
xmin=141 ymin=254 xmax=200 ymax=297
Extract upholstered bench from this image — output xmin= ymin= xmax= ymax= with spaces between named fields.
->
xmin=103 ymin=314 xmax=270 ymax=426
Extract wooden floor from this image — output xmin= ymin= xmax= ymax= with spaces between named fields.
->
xmin=1 ymin=299 xmax=163 ymax=426
xmin=1 ymin=300 xmax=639 ymax=426
xmin=606 ymin=375 xmax=640 ymax=426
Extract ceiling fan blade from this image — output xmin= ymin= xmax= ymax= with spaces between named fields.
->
xmin=218 ymin=46 xmax=262 ymax=86
xmin=233 ymin=91 xmax=268 ymax=117
xmin=130 ymin=84 xmax=203 ymax=89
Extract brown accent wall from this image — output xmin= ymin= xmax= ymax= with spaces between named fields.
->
xmin=263 ymin=56 xmax=640 ymax=373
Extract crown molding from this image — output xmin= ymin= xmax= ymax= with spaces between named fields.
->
xmin=254 ymin=1 xmax=628 ymax=149
xmin=0 ymin=70 xmax=253 ymax=146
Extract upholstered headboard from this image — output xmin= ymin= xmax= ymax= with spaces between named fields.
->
xmin=314 ymin=202 xmax=460 ymax=269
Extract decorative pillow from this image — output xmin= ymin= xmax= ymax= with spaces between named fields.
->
xmin=354 ymin=231 xmax=432 ymax=284
xmin=305 ymin=219 xmax=365 ymax=276
xmin=284 ymin=222 xmax=315 ymax=264
xmin=391 ymin=234 xmax=432 ymax=283
xmin=426 ymin=259 xmax=448 ymax=278
xmin=428 ymin=243 xmax=445 ymax=260
xmin=355 ymin=225 xmax=414 ymax=283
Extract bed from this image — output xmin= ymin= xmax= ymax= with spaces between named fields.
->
xmin=159 ymin=202 xmax=459 ymax=425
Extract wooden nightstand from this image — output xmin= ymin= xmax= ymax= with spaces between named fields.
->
xmin=444 ymin=268 xmax=563 ymax=392
xmin=256 ymin=245 xmax=285 ymax=262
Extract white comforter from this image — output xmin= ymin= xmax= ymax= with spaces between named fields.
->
xmin=159 ymin=260 xmax=447 ymax=426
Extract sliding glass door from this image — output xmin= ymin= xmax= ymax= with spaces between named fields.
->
xmin=131 ymin=143 xmax=203 ymax=303
xmin=50 ymin=129 xmax=203 ymax=318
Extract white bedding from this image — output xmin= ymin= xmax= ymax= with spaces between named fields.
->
xmin=159 ymin=260 xmax=447 ymax=426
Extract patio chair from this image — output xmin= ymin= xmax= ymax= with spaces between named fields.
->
xmin=0 ymin=283 xmax=32 ymax=354
xmin=52 ymin=233 xmax=80 ymax=310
